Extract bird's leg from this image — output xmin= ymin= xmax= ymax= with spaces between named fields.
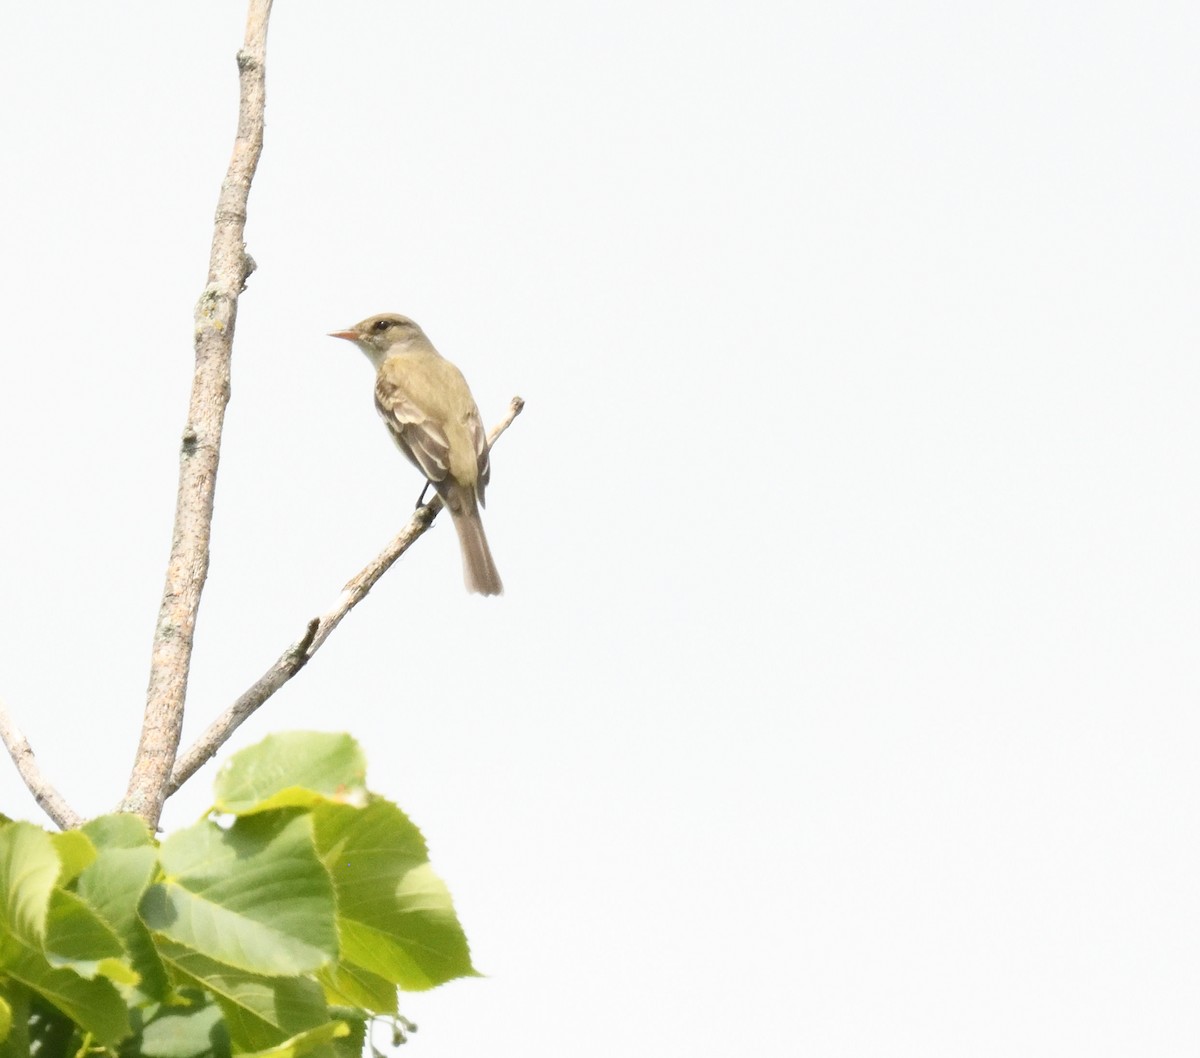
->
xmin=415 ymin=479 xmax=433 ymax=510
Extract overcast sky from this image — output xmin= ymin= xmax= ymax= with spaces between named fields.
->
xmin=1 ymin=2 xmax=1198 ymax=1055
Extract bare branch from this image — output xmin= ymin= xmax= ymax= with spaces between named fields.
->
xmin=0 ymin=697 xmax=82 ymax=830
xmin=122 ymin=0 xmax=275 ymax=828
xmin=166 ymin=397 xmax=525 ymax=795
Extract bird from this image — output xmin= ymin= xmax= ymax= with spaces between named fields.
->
xmin=329 ymin=313 xmax=503 ymax=596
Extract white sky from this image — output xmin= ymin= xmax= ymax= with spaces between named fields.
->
xmin=1 ymin=2 xmax=1198 ymax=1055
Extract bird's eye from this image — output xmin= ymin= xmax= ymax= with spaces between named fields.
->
xmin=373 ymin=319 xmax=392 ymax=333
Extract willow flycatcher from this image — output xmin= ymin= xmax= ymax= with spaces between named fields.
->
xmin=330 ymin=313 xmax=503 ymax=596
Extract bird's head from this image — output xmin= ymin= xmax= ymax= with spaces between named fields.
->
xmin=329 ymin=313 xmax=426 ymax=367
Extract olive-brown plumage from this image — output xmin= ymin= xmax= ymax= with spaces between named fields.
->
xmin=329 ymin=313 xmax=502 ymax=595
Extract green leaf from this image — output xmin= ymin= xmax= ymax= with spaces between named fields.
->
xmin=214 ymin=733 xmax=368 ymax=816
xmin=0 ymin=822 xmax=58 ymax=945
xmin=43 ymin=888 xmax=126 ymax=978
xmin=81 ymin=813 xmax=155 ymax=850
xmin=75 ymin=845 xmax=169 ymax=1002
xmin=316 ymin=963 xmax=396 ymax=1014
xmin=139 ymin=995 xmax=228 ymax=1058
xmin=141 ymin=813 xmax=337 ymax=977
xmin=157 ymin=941 xmax=334 ymax=1055
xmin=240 ymin=1020 xmax=349 ymax=1058
xmin=0 ymin=985 xmax=29 ymax=1058
xmin=328 ymin=1017 xmax=365 ymax=1058
xmin=0 ymin=935 xmax=129 ymax=1045
xmin=313 ymin=801 xmax=476 ymax=991
xmin=0 ymin=992 xmax=10 ymax=1041
xmin=50 ymin=831 xmax=95 ymax=885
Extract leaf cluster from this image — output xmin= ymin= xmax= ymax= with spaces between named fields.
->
xmin=0 ymin=733 xmax=475 ymax=1058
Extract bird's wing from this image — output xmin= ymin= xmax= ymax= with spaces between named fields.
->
xmin=469 ymin=406 xmax=491 ymax=494
xmin=374 ymin=376 xmax=452 ymax=483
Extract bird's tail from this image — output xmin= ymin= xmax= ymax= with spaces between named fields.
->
xmin=448 ymin=492 xmax=503 ymax=596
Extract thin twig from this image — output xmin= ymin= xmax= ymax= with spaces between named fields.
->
xmin=0 ymin=697 xmax=82 ymax=830
xmin=122 ymin=0 xmax=274 ymax=828
xmin=166 ymin=397 xmax=525 ymax=796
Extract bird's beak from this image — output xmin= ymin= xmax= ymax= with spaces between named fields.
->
xmin=328 ymin=329 xmax=359 ymax=341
